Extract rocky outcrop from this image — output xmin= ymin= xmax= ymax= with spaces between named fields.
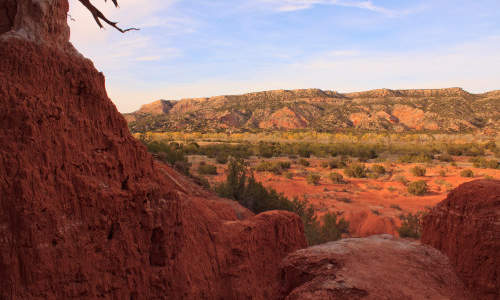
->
xmin=137 ymin=99 xmax=174 ymax=115
xmin=421 ymin=180 xmax=500 ymax=300
xmin=125 ymin=87 xmax=500 ymax=133
xmin=0 ymin=1 xmax=306 ymax=298
xmin=279 ymin=235 xmax=471 ymax=300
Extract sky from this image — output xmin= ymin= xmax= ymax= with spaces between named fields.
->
xmin=68 ymin=0 xmax=500 ymax=113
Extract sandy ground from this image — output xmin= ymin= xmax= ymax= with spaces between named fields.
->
xmin=191 ymin=155 xmax=500 ymax=237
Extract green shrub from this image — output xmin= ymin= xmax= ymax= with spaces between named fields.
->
xmin=329 ymin=172 xmax=346 ymax=184
xmin=321 ymin=161 xmax=329 ymax=168
xmin=299 ymin=158 xmax=310 ymax=167
xmin=306 ymin=173 xmax=321 ymax=185
xmin=284 ymin=172 xmax=293 ymax=179
xmin=460 ymin=169 xmax=474 ymax=177
xmin=398 ymin=212 xmax=424 ymax=238
xmin=344 ymin=163 xmax=367 ymax=178
xmin=407 ymin=180 xmax=428 ymax=196
xmin=410 ymin=166 xmax=426 ymax=177
xmin=198 ymin=163 xmax=217 ymax=175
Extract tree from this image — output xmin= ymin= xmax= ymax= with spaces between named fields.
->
xmin=78 ymin=0 xmax=139 ymax=33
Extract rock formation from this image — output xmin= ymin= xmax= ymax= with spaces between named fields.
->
xmin=0 ymin=1 xmax=306 ymax=298
xmin=279 ymin=235 xmax=471 ymax=299
xmin=421 ymin=180 xmax=500 ymax=300
xmin=125 ymin=87 xmax=500 ymax=134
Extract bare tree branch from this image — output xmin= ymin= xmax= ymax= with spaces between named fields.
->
xmin=77 ymin=0 xmax=139 ymax=33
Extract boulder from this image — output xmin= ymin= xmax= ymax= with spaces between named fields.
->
xmin=280 ymin=235 xmax=471 ymax=299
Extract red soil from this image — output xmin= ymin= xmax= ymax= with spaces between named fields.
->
xmin=203 ymin=157 xmax=500 ymax=237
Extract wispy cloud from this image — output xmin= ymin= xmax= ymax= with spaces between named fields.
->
xmin=259 ymin=0 xmax=401 ymax=16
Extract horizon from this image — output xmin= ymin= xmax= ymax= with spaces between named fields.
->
xmin=68 ymin=0 xmax=500 ymax=113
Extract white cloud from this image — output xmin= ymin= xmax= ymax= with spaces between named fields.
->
xmin=258 ymin=0 xmax=401 ymax=16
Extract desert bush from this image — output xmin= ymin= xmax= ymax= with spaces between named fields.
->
xmin=484 ymin=140 xmax=497 ymax=151
xmin=410 ymin=166 xmax=426 ymax=177
xmin=299 ymin=158 xmax=310 ymax=167
xmin=344 ymin=163 xmax=367 ymax=178
xmin=437 ymin=153 xmax=454 ymax=162
xmin=398 ymin=212 xmax=425 ymax=238
xmin=460 ymin=169 xmax=474 ymax=177
xmin=329 ymin=172 xmax=346 ymax=184
xmin=284 ymin=172 xmax=293 ymax=179
xmin=337 ymin=197 xmax=352 ymax=203
xmin=407 ymin=180 xmax=428 ymax=196
xmin=371 ymin=209 xmax=381 ymax=216
xmin=216 ymin=153 xmax=228 ymax=164
xmin=173 ymin=161 xmax=191 ymax=176
xmin=328 ymin=158 xmax=348 ymax=169
xmin=439 ymin=169 xmax=446 ymax=177
xmin=368 ymin=164 xmax=386 ymax=178
xmin=306 ymin=173 xmax=321 ymax=185
xmin=399 ymin=153 xmax=433 ymax=164
xmin=198 ymin=163 xmax=217 ymax=175
xmin=321 ymin=161 xmax=329 ymax=168
xmin=394 ymin=175 xmax=409 ymax=185
xmin=470 ymin=157 xmax=499 ymax=169
xmin=390 ymin=204 xmax=402 ymax=210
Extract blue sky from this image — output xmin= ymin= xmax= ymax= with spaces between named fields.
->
xmin=68 ymin=0 xmax=500 ymax=112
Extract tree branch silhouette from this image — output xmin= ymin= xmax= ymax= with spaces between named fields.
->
xmin=77 ymin=0 xmax=139 ymax=33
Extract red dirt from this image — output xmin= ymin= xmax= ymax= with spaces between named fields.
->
xmin=0 ymin=1 xmax=306 ymax=298
xmin=203 ymin=157 xmax=500 ymax=237
xmin=280 ymin=235 xmax=471 ymax=299
xmin=421 ymin=180 xmax=500 ymax=300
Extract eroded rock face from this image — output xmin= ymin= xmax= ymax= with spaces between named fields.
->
xmin=0 ymin=1 xmax=306 ymax=298
xmin=280 ymin=235 xmax=471 ymax=300
xmin=421 ymin=180 xmax=500 ymax=300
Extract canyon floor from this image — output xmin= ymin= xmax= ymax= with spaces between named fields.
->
xmin=191 ymin=155 xmax=500 ymax=237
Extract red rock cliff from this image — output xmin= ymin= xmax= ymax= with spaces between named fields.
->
xmin=421 ymin=180 xmax=500 ymax=300
xmin=0 ymin=1 xmax=306 ymax=298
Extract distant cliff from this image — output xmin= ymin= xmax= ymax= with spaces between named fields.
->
xmin=124 ymin=88 xmax=500 ymax=133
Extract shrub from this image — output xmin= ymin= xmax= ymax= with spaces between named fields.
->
xmin=437 ymin=153 xmax=454 ymax=162
xmin=328 ymin=158 xmax=348 ymax=169
xmin=216 ymin=153 xmax=228 ymax=164
xmin=318 ymin=212 xmax=349 ymax=243
xmin=337 ymin=197 xmax=352 ymax=203
xmin=321 ymin=161 xmax=329 ymax=168
xmin=470 ymin=157 xmax=499 ymax=169
xmin=284 ymin=172 xmax=293 ymax=179
xmin=368 ymin=164 xmax=386 ymax=178
xmin=484 ymin=140 xmax=497 ymax=151
xmin=344 ymin=163 xmax=367 ymax=178
xmin=371 ymin=209 xmax=381 ymax=216
xmin=329 ymin=172 xmax=346 ymax=184
xmin=439 ymin=170 xmax=446 ymax=177
xmin=410 ymin=166 xmax=426 ymax=177
xmin=394 ymin=175 xmax=409 ymax=185
xmin=460 ymin=169 xmax=474 ymax=178
xmin=198 ymin=163 xmax=217 ymax=175
xmin=398 ymin=212 xmax=424 ymax=238
xmin=407 ymin=180 xmax=428 ymax=196
xmin=299 ymin=158 xmax=310 ymax=167
xmin=306 ymin=173 xmax=321 ymax=185
xmin=390 ymin=204 xmax=402 ymax=210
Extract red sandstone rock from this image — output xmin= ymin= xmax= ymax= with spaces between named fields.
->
xmin=280 ymin=235 xmax=472 ymax=300
xmin=421 ymin=180 xmax=500 ymax=300
xmin=0 ymin=1 xmax=306 ymax=298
